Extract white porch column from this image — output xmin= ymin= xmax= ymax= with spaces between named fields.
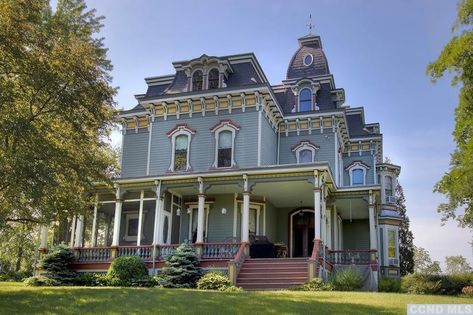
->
xmin=368 ymin=190 xmax=377 ymax=250
xmin=333 ymin=206 xmax=339 ymax=250
xmin=326 ymin=209 xmax=332 ymax=250
xmin=137 ymin=190 xmax=145 ymax=246
xmin=74 ymin=215 xmax=84 ymax=247
xmin=69 ymin=216 xmax=77 ymax=247
xmin=39 ymin=225 xmax=48 ymax=249
xmin=152 ymin=181 xmax=162 ymax=244
xmin=196 ymin=177 xmax=205 ymax=243
xmin=241 ymin=174 xmax=250 ymax=243
xmin=112 ymin=186 xmax=123 ymax=246
xmin=313 ymin=171 xmax=321 ymax=240
xmin=91 ymin=194 xmax=98 ymax=247
xmin=321 ymin=194 xmax=326 ymax=244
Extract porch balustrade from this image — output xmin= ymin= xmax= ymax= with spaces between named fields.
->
xmin=202 ymin=243 xmax=240 ymax=259
xmin=157 ymin=244 xmax=180 ymax=260
xmin=117 ymin=245 xmax=153 ymax=260
xmin=327 ymin=249 xmax=376 ymax=265
xmin=75 ymin=247 xmax=112 ymax=262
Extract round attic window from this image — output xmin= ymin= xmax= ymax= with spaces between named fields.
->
xmin=303 ymin=54 xmax=313 ymax=66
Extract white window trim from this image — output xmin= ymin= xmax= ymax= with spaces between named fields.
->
xmin=292 ymin=141 xmax=319 ymax=164
xmin=346 ymin=161 xmax=370 ymax=186
xmin=211 ymin=120 xmax=240 ymax=169
xmin=239 ymin=203 xmax=261 ymax=236
xmin=168 ymin=125 xmax=195 ymax=172
xmin=124 ymin=212 xmax=145 ymax=242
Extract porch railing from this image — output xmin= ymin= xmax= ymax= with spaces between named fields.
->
xmin=156 ymin=244 xmax=180 ymax=260
xmin=75 ymin=247 xmax=112 ymax=262
xmin=202 ymin=243 xmax=240 ymax=259
xmin=327 ymin=249 xmax=376 ymax=265
xmin=117 ymin=245 xmax=153 ymax=261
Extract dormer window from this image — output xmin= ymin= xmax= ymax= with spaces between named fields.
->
xmin=208 ymin=68 xmax=219 ymax=90
xmin=292 ymin=140 xmax=319 ymax=164
xmin=210 ymin=119 xmax=240 ymax=168
xmin=192 ymin=70 xmax=203 ymax=91
xmin=299 ymin=88 xmax=312 ymax=112
xmin=346 ymin=161 xmax=370 ymax=186
xmin=167 ymin=124 xmax=196 ymax=172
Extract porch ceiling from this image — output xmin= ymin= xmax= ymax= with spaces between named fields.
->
xmin=334 ymin=197 xmax=369 ymax=220
xmin=252 ymin=180 xmax=313 ymax=208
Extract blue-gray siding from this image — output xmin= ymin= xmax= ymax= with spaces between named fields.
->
xmin=260 ymin=115 xmax=277 ymax=165
xmin=146 ymin=110 xmax=258 ymax=177
xmin=342 ymin=152 xmax=376 ymax=186
xmin=279 ymin=130 xmax=336 ymax=172
xmin=121 ymin=130 xmax=149 ymax=178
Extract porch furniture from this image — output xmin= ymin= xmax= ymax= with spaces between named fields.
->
xmin=274 ymin=243 xmax=288 ymax=258
xmin=249 ymin=236 xmax=275 ymax=258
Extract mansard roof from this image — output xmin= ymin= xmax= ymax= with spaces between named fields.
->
xmin=345 ymin=107 xmax=381 ymax=139
xmin=286 ymin=34 xmax=330 ymax=79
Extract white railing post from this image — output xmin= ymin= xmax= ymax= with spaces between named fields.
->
xmin=137 ymin=190 xmax=145 ymax=246
xmin=112 ymin=186 xmax=123 ymax=247
xmin=91 ymin=194 xmax=98 ymax=247
xmin=196 ymin=177 xmax=205 ymax=244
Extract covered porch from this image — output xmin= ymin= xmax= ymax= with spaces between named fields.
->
xmin=43 ymin=168 xmax=380 ymax=280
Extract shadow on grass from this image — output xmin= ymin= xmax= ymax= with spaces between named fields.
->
xmin=0 ymin=285 xmax=398 ymax=315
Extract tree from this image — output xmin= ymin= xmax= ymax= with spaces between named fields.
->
xmin=396 ymin=182 xmax=415 ymax=275
xmin=427 ymin=0 xmax=473 ymax=228
xmin=159 ymin=243 xmax=203 ymax=288
xmin=0 ymin=222 xmax=38 ymax=274
xmin=414 ymin=246 xmax=442 ymax=275
xmin=445 ymin=255 xmax=472 ymax=274
xmin=0 ymin=0 xmax=117 ymax=227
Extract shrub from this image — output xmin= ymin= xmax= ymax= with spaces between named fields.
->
xmin=159 ymin=243 xmax=202 ymax=288
xmin=300 ymin=278 xmax=333 ymax=291
xmin=197 ymin=272 xmax=231 ymax=290
xmin=107 ymin=256 xmax=148 ymax=287
xmin=0 ymin=271 xmax=32 ymax=282
xmin=379 ymin=277 xmax=401 ymax=293
xmin=219 ymin=285 xmax=243 ymax=292
xmin=24 ymin=275 xmax=60 ymax=287
xmin=401 ymin=274 xmax=441 ymax=294
xmin=330 ymin=268 xmax=363 ymax=291
xmin=39 ymin=244 xmax=77 ymax=285
xmin=75 ymin=273 xmax=110 ymax=286
xmin=462 ymin=286 xmax=473 ymax=297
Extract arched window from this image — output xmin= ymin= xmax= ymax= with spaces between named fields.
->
xmin=299 ymin=149 xmax=313 ymax=163
xmin=174 ymin=134 xmax=189 ymax=171
xmin=218 ymin=131 xmax=232 ymax=167
xmin=299 ymin=88 xmax=312 ymax=112
xmin=352 ymin=169 xmax=364 ymax=185
xmin=192 ymin=70 xmax=203 ymax=91
xmin=211 ymin=119 xmax=240 ymax=168
xmin=208 ymin=68 xmax=219 ymax=90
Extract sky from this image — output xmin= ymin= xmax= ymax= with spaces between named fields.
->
xmin=82 ymin=0 xmax=472 ymax=268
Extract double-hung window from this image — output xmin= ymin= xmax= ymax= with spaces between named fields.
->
xmin=167 ymin=124 xmax=196 ymax=172
xmin=174 ymin=135 xmax=189 ymax=171
xmin=217 ymin=131 xmax=232 ymax=168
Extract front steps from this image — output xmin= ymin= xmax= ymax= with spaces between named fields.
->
xmin=236 ymin=258 xmax=308 ymax=290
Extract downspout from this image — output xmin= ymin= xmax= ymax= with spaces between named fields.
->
xmin=276 ymin=121 xmax=281 ymax=165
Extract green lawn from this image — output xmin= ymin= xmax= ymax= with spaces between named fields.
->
xmin=1 ymin=282 xmax=472 ymax=315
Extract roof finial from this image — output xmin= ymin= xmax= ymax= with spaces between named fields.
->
xmin=306 ymin=14 xmax=313 ymax=34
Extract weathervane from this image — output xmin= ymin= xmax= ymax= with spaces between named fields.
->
xmin=307 ymin=14 xmax=313 ymax=34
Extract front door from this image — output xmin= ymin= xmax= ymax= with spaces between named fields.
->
xmin=291 ymin=210 xmax=315 ymax=257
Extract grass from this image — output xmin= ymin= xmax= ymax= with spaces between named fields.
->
xmin=1 ymin=282 xmax=472 ymax=315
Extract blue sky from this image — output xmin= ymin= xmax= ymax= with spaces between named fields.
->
xmin=84 ymin=0 xmax=471 ymax=267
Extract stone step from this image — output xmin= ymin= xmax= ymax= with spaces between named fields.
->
xmin=237 ymin=277 xmax=307 ymax=284
xmin=238 ymin=271 xmax=307 ymax=279
xmin=237 ymin=282 xmax=304 ymax=290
